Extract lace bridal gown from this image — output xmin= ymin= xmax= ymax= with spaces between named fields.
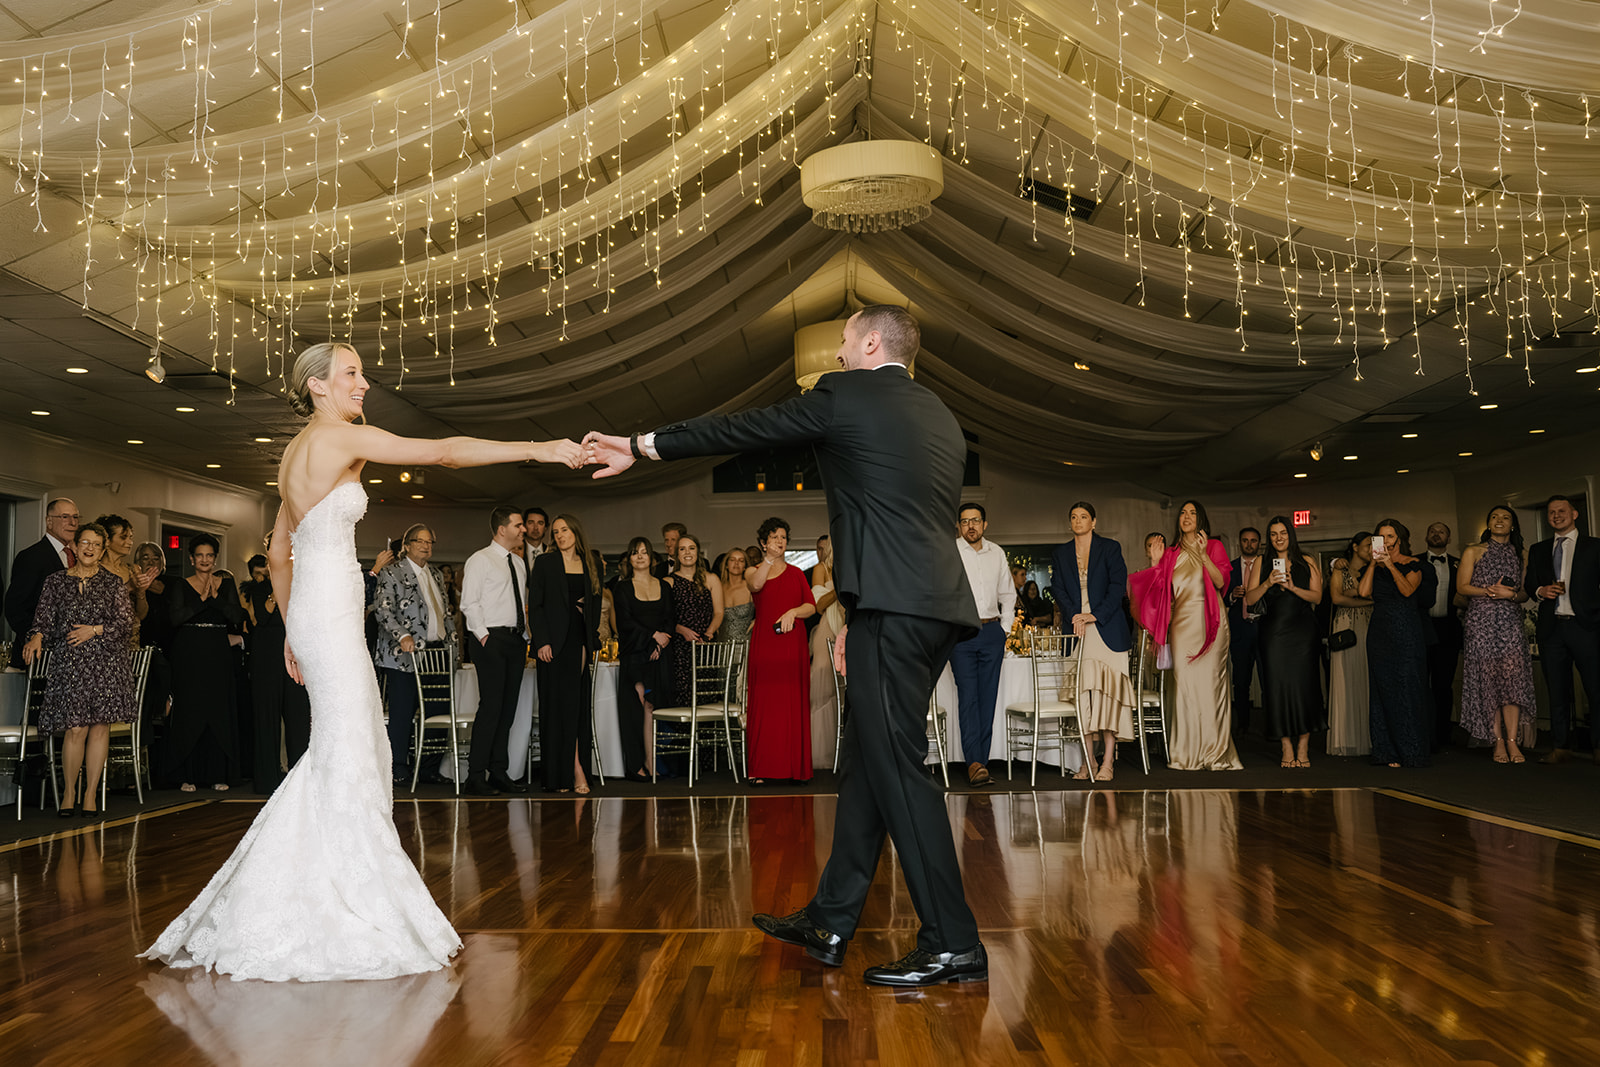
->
xmin=142 ymin=482 xmax=461 ymax=981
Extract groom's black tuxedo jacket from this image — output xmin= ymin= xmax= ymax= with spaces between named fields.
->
xmin=4 ymin=537 xmax=65 ymax=638
xmin=654 ymin=365 xmax=979 ymax=636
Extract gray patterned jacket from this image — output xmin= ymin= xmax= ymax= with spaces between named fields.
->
xmin=373 ymin=559 xmax=457 ymax=672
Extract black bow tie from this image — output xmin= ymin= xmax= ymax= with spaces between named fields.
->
xmin=1430 ymin=555 xmax=1446 ymax=562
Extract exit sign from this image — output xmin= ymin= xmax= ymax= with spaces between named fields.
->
xmin=1293 ymin=510 xmax=1312 ymax=527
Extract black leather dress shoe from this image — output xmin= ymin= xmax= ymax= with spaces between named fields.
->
xmin=488 ymin=773 xmax=529 ymax=794
xmin=863 ymin=943 xmax=988 ymax=987
xmin=463 ymin=777 xmax=500 ymax=797
xmin=752 ymin=909 xmax=847 ymax=967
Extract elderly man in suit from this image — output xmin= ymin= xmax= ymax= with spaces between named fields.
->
xmin=1525 ymin=495 xmax=1600 ymax=763
xmin=374 ymin=523 xmax=458 ymax=787
xmin=4 ymin=497 xmax=78 ymax=640
xmin=584 ymin=305 xmax=987 ymax=988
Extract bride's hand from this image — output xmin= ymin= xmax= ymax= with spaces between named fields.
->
xmin=531 ymin=438 xmax=586 ymax=468
xmin=284 ymin=642 xmax=304 ymax=685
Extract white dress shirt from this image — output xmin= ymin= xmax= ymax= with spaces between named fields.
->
xmin=956 ymin=537 xmax=1016 ymax=623
xmin=461 ymin=542 xmax=528 ymax=641
xmin=407 ymin=557 xmax=446 ymax=641
xmin=46 ymin=532 xmax=68 ymax=568
xmin=1426 ymin=553 xmax=1451 ymax=617
xmin=1554 ymin=528 xmax=1579 ymax=616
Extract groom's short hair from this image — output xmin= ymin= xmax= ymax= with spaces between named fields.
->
xmin=489 ymin=506 xmax=519 ymax=534
xmin=854 ymin=304 xmax=919 ymax=362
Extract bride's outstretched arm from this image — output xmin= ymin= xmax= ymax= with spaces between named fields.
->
xmin=336 ymin=423 xmax=587 ymax=470
xmin=267 ymin=504 xmax=303 ymax=684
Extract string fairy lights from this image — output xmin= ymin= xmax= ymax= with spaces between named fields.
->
xmin=0 ymin=0 xmax=1590 ymax=408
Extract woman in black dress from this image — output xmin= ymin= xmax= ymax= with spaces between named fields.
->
xmin=610 ymin=536 xmax=677 ymax=782
xmin=243 ymin=537 xmax=312 ymax=795
xmin=665 ymin=532 xmax=722 ymax=705
xmin=1243 ymin=516 xmax=1326 ymax=768
xmin=529 ymin=514 xmax=602 ymax=793
xmin=1358 ymin=519 xmax=1430 ymax=767
xmin=165 ymin=533 xmax=245 ymax=791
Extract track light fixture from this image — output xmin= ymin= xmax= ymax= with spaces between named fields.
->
xmin=145 ymin=345 xmax=166 ymax=384
xmin=1308 ymin=441 xmax=1324 ymax=462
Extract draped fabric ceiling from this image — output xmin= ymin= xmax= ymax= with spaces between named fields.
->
xmin=0 ymin=0 xmax=1595 ymax=502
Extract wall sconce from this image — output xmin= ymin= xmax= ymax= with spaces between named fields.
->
xmin=755 ymin=471 xmax=767 ymax=492
xmin=793 ymin=471 xmax=804 ymax=491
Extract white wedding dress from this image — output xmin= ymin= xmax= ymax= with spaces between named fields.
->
xmin=141 ymin=482 xmax=461 ymax=981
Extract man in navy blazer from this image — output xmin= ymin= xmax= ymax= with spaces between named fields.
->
xmin=4 ymin=498 xmax=78 ymax=640
xmin=584 ymin=305 xmax=987 ymax=988
xmin=1524 ymin=495 xmax=1600 ymax=762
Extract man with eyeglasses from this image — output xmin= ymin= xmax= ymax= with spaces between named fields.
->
xmin=949 ymin=503 xmax=1015 ymax=786
xmin=5 ymin=497 xmax=79 ymax=640
xmin=374 ymin=523 xmax=457 ymax=787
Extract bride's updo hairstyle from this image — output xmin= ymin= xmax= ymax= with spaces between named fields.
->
xmin=287 ymin=342 xmax=354 ymax=418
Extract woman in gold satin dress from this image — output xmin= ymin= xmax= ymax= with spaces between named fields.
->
xmin=1131 ymin=501 xmax=1243 ymax=771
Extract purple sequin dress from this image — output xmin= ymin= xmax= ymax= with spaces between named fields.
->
xmin=1459 ymin=540 xmax=1537 ymax=742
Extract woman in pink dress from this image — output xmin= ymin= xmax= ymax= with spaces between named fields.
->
xmin=745 ymin=517 xmax=817 ymax=782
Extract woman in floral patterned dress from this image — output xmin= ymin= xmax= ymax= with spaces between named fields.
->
xmin=1457 ymin=505 xmax=1537 ymax=764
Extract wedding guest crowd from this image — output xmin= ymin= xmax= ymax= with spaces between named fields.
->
xmin=10 ymin=481 xmax=1600 ymax=810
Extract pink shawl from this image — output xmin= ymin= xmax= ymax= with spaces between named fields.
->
xmin=1127 ymin=540 xmax=1232 ymax=661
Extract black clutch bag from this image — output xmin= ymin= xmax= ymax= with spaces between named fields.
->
xmin=1328 ymin=628 xmax=1357 ymax=651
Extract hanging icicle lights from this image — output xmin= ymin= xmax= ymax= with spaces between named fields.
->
xmin=0 ymin=0 xmax=1593 ymax=394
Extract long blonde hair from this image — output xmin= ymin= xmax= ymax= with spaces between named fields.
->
xmin=288 ymin=342 xmax=355 ymax=417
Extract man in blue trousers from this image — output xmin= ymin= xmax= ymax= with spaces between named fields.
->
xmin=949 ymin=503 xmax=1015 ymax=786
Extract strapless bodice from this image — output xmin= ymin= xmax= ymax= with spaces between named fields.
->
xmin=290 ymin=481 xmax=368 ymax=554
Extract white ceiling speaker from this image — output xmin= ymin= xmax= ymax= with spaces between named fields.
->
xmin=801 ymin=141 xmax=944 ymax=234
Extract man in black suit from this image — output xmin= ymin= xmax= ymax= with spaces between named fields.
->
xmin=4 ymin=497 xmax=78 ymax=639
xmin=584 ymin=305 xmax=986 ymax=988
xmin=1524 ymin=495 xmax=1600 ymax=763
xmin=1226 ymin=528 xmax=1263 ymax=738
xmin=1420 ymin=522 xmax=1464 ymax=750
xmin=656 ymin=522 xmax=687 ymax=578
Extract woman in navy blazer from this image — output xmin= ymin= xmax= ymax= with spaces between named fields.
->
xmin=1050 ymin=503 xmax=1137 ymax=780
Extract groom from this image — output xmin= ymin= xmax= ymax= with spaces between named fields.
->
xmin=585 ymin=305 xmax=986 ymax=987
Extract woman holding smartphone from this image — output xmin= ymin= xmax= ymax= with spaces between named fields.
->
xmin=1358 ymin=520 xmax=1430 ymax=767
xmin=1244 ymin=516 xmax=1326 ymax=768
xmin=1457 ymin=505 xmax=1536 ymax=763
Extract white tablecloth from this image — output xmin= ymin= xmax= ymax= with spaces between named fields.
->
xmin=445 ymin=662 xmax=623 ymax=781
xmin=933 ymin=654 xmax=1082 ymax=771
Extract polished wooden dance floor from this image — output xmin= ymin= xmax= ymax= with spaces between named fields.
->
xmin=2 ymin=788 xmax=1597 ymax=1066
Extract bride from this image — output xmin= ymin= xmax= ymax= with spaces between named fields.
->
xmin=141 ymin=342 xmax=585 ymax=981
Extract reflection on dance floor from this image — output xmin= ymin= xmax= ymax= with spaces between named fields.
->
xmin=1 ymin=788 xmax=1597 ymax=1065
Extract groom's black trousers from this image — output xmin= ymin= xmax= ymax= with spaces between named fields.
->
xmin=806 ymin=609 xmax=980 ymax=954
xmin=468 ymin=628 xmax=526 ymax=779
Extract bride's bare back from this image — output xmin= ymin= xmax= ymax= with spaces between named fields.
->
xmin=267 ymin=344 xmax=587 ymax=678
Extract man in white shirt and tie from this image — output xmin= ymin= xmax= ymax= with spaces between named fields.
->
xmin=460 ymin=507 xmax=533 ymax=795
xmin=1422 ymin=522 xmax=1465 ymax=751
xmin=1526 ymin=495 xmax=1600 ymax=763
xmin=374 ymin=523 xmax=458 ymax=787
xmin=1227 ymin=528 xmax=1264 ymax=738
xmin=949 ymin=503 xmax=1016 ymax=786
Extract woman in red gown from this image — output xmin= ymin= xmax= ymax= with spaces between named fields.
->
xmin=745 ymin=517 xmax=817 ymax=782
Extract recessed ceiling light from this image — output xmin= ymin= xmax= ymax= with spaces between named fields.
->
xmin=1401 ymin=433 xmax=1419 ymax=439
xmin=65 ymin=367 xmax=88 ymax=374
xmin=1479 ymin=403 xmax=1498 ymax=410
xmin=1458 ymin=451 xmax=1473 ymax=457
xmin=1578 ymin=366 xmax=1598 ymax=374
xmin=205 ymin=463 xmax=221 ymax=469
xmin=254 ymin=436 xmax=272 ymax=443
xmin=1529 ymin=428 xmax=1546 ymax=434
xmin=29 ymin=410 xmax=48 ymax=416
xmin=266 ymin=481 xmax=277 ymax=486
xmin=127 ymin=439 xmax=144 ymax=445
xmin=1342 ymin=454 xmax=1358 ymax=460
xmin=1293 ymin=472 xmax=1308 ymax=479
xmin=175 ymin=406 xmax=195 ymax=413
xmin=1397 ymin=468 xmax=1410 ymax=474
xmin=368 ymin=478 xmax=383 ymax=484
xmin=410 ymin=494 xmax=424 ymax=500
